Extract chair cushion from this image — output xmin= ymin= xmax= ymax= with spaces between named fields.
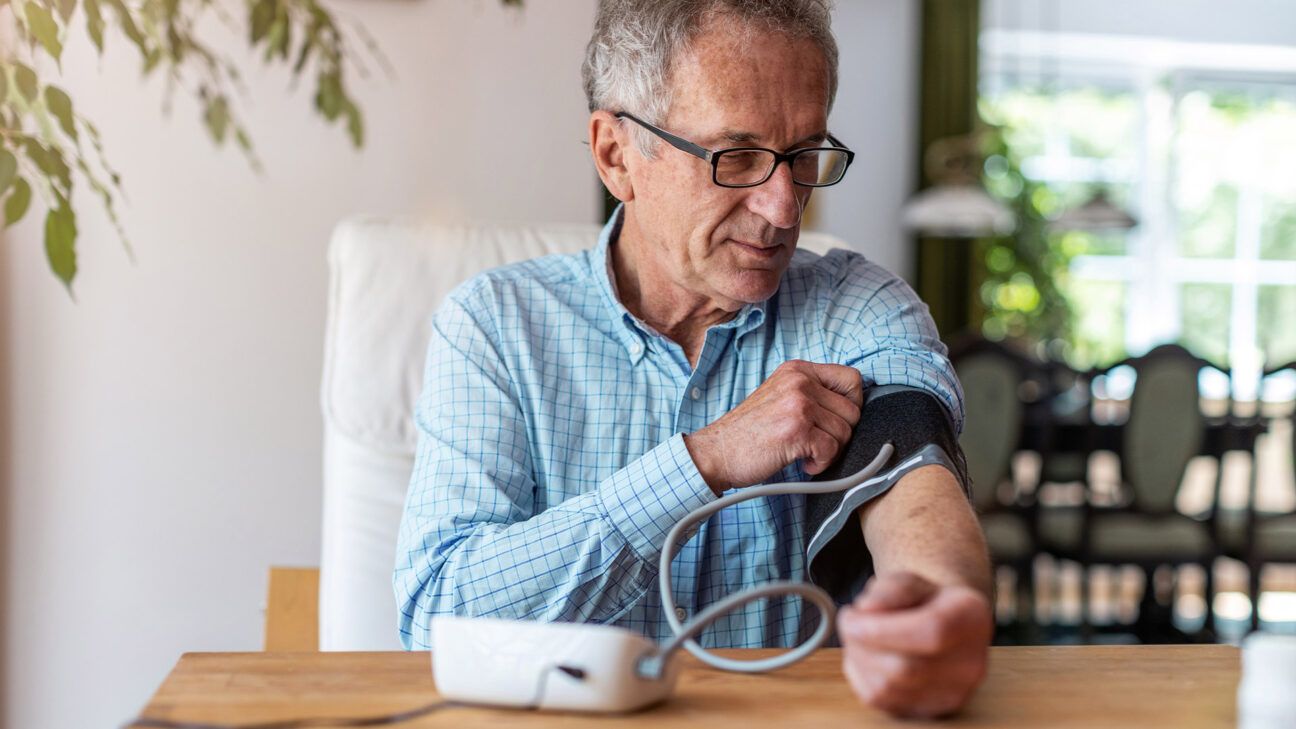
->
xmin=980 ymin=512 xmax=1033 ymax=562
xmin=1256 ymin=513 xmax=1296 ymax=560
xmin=1037 ymin=505 xmax=1085 ymax=557
xmin=1087 ymin=513 xmax=1214 ymax=561
xmin=319 ymin=215 xmax=844 ymax=650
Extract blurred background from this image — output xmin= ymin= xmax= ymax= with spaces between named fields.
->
xmin=0 ymin=1 xmax=1293 ymax=727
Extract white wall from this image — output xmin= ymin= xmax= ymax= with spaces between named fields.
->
xmin=821 ymin=0 xmax=920 ymax=277
xmin=0 ymin=2 xmax=920 ymax=727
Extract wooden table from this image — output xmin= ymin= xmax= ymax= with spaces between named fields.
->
xmin=136 ymin=646 xmax=1239 ymax=728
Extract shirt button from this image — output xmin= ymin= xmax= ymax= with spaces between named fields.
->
xmin=629 ymin=341 xmax=643 ymax=355
xmin=675 ymin=607 xmax=688 ymax=621
xmin=690 ymin=387 xmax=702 ymax=400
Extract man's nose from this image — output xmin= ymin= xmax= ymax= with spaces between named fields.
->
xmin=747 ymin=159 xmax=804 ymax=229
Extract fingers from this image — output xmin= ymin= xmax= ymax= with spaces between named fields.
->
xmin=688 ymin=360 xmax=865 ymax=489
xmin=772 ymin=361 xmax=860 ymax=474
xmin=801 ymin=424 xmax=848 ymax=475
xmin=838 ymin=584 xmax=992 ymax=656
xmin=802 ymin=361 xmax=864 ymax=408
xmin=845 ymin=650 xmax=982 ymax=719
xmin=853 ymin=572 xmax=939 ymax=613
xmin=804 ymin=380 xmax=862 ymax=431
xmin=838 ymin=582 xmax=992 ymax=718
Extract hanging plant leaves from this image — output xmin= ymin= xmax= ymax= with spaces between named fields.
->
xmin=250 ymin=0 xmax=275 ymax=44
xmin=2 ymin=0 xmax=444 ymax=294
xmin=44 ymin=198 xmax=78 ymax=291
xmin=315 ymin=71 xmax=342 ymax=120
xmin=203 ymin=95 xmax=229 ymax=143
xmin=104 ymin=0 xmax=147 ymax=56
xmin=84 ymin=0 xmax=105 ymax=52
xmin=342 ymin=97 xmax=363 ymax=148
xmin=24 ymin=2 xmax=64 ymax=63
xmin=22 ymin=138 xmax=72 ymax=195
xmin=14 ymin=63 xmax=39 ymax=102
xmin=4 ymin=178 xmax=31 ymax=227
xmin=44 ymin=85 xmax=78 ymax=142
xmin=0 ymin=150 xmax=16 ymax=197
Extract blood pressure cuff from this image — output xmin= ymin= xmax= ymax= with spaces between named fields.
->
xmin=804 ymin=385 xmax=969 ymax=607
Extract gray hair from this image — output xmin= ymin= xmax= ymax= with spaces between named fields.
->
xmin=581 ymin=0 xmax=838 ymax=157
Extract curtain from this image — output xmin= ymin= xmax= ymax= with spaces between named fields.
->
xmin=915 ymin=0 xmax=983 ymax=340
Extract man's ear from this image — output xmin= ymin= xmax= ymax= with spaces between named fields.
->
xmin=589 ymin=110 xmax=635 ymax=203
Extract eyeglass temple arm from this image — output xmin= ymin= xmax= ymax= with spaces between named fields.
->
xmin=614 ymin=112 xmax=713 ymax=161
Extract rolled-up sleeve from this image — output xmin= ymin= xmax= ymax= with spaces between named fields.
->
xmin=823 ymin=252 xmax=965 ymax=433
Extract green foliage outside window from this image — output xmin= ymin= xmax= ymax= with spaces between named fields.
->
xmin=977 ymin=86 xmax=1140 ymax=368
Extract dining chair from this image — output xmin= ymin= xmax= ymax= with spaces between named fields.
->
xmin=1244 ymin=360 xmax=1296 ymax=630
xmin=1081 ymin=344 xmax=1221 ymax=640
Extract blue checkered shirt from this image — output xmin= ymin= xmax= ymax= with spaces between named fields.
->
xmin=395 ymin=209 xmax=963 ymax=650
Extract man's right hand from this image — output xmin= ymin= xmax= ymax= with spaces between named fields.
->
xmin=683 ymin=360 xmax=864 ymax=494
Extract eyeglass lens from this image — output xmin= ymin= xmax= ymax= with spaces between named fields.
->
xmin=714 ymin=148 xmax=850 ymax=186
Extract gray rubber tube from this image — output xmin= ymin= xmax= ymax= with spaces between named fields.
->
xmin=642 ymin=443 xmax=895 ymax=677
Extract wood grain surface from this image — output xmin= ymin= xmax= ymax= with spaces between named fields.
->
xmin=135 ymin=645 xmax=1239 ymax=728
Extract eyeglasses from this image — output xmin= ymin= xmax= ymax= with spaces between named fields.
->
xmin=615 ymin=111 xmax=855 ymax=189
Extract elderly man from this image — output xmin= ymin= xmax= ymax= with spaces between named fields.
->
xmin=395 ymin=0 xmax=992 ymax=717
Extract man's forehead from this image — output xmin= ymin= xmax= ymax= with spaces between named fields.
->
xmin=713 ymin=126 xmax=828 ymax=148
xmin=666 ymin=22 xmax=831 ymax=148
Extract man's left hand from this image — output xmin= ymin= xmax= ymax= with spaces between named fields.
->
xmin=835 ymin=571 xmax=993 ymax=718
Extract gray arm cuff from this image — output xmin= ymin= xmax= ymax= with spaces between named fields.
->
xmin=804 ymin=385 xmax=969 ymax=607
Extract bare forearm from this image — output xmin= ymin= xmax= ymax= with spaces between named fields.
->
xmin=857 ymin=465 xmax=992 ymax=600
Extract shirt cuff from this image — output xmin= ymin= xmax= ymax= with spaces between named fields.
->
xmin=597 ymin=433 xmax=716 ymax=563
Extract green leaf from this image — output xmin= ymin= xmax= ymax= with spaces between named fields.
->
xmin=0 ymin=150 xmax=15 ymax=196
xmin=22 ymin=138 xmax=72 ymax=194
xmin=4 ymin=178 xmax=31 ymax=228
xmin=166 ymin=24 xmax=186 ymax=63
xmin=24 ymin=2 xmax=64 ymax=63
xmin=315 ymin=71 xmax=342 ymax=120
xmin=44 ymin=199 xmax=78 ymax=291
xmin=106 ymin=0 xmax=146 ymax=55
xmin=277 ymin=15 xmax=292 ymax=60
xmin=84 ymin=0 xmax=105 ymax=52
xmin=44 ymin=85 xmax=78 ymax=142
xmin=142 ymin=48 xmax=162 ymax=75
xmin=342 ymin=98 xmax=364 ymax=148
xmin=56 ymin=0 xmax=75 ymax=23
xmin=203 ymin=96 xmax=229 ymax=143
xmin=250 ymin=0 xmax=274 ymax=44
xmin=293 ymin=30 xmax=316 ymax=74
xmin=14 ymin=63 xmax=38 ymax=103
xmin=0 ymin=69 xmax=8 ymax=104
xmin=266 ymin=17 xmax=288 ymax=61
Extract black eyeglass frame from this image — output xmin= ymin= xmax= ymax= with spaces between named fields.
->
xmin=615 ymin=112 xmax=855 ymax=189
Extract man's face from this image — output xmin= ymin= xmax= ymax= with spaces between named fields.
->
xmin=626 ymin=21 xmax=831 ymax=311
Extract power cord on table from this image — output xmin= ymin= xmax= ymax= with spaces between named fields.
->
xmin=122 ymin=700 xmax=462 ymax=729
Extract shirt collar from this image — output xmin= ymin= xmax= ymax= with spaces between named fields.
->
xmin=594 ymin=204 xmax=770 ymax=356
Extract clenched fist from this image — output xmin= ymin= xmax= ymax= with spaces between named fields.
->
xmin=683 ymin=360 xmax=864 ymax=493
xmin=837 ymin=572 xmax=993 ymax=718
